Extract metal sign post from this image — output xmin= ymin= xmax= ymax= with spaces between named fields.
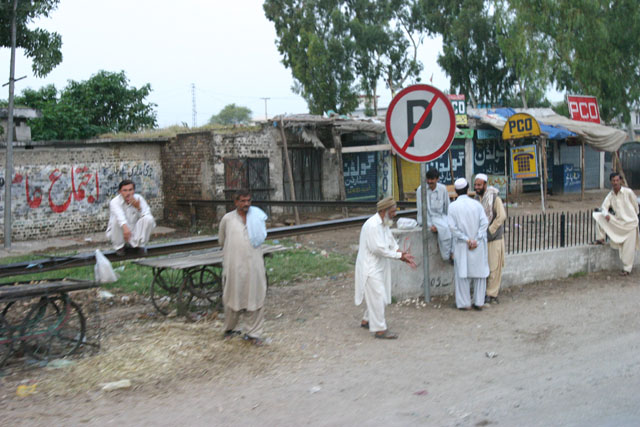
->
xmin=419 ymin=163 xmax=430 ymax=301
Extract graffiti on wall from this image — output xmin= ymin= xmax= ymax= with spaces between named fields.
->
xmin=424 ymin=144 xmax=465 ymax=185
xmin=378 ymin=150 xmax=392 ymax=199
xmin=474 ymin=140 xmax=506 ymax=175
xmin=343 ymin=152 xmax=377 ymax=201
xmin=0 ymin=161 xmax=161 ymax=216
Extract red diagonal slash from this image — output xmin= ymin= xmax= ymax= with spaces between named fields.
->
xmin=401 ymin=97 xmax=438 ymax=151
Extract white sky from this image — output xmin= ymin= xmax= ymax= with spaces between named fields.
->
xmin=0 ymin=0 xmax=454 ymax=127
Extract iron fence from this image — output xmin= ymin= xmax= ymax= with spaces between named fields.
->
xmin=505 ymin=209 xmax=597 ymax=254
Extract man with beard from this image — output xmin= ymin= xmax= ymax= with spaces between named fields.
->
xmin=474 ymin=173 xmax=506 ymax=304
xmin=354 ymin=197 xmax=416 ymax=339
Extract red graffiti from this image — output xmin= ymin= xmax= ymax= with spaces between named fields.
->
xmin=13 ymin=173 xmax=23 ymax=184
xmin=72 ymin=166 xmax=99 ymax=203
xmin=25 ymin=175 xmax=43 ymax=208
xmin=48 ymin=169 xmax=73 ymax=213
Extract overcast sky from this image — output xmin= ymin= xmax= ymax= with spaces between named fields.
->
xmin=1 ymin=0 xmax=455 ymax=127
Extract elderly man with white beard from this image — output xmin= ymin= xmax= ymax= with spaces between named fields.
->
xmin=354 ymin=197 xmax=416 ymax=339
xmin=448 ymin=178 xmax=489 ymax=310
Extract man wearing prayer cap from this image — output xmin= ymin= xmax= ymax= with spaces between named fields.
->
xmin=448 ymin=178 xmax=489 ymax=310
xmin=474 ymin=174 xmax=506 ymax=304
xmin=355 ymin=197 xmax=416 ymax=339
xmin=416 ymin=168 xmax=453 ymax=262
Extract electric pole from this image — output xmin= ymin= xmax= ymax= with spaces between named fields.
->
xmin=260 ymin=97 xmax=270 ymax=120
xmin=4 ymin=0 xmax=18 ymax=249
xmin=191 ymin=83 xmax=197 ymax=128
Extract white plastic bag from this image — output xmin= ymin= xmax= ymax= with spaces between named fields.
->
xmin=94 ymin=249 xmax=118 ymax=283
xmin=396 ymin=217 xmax=418 ymax=230
xmin=247 ymin=206 xmax=268 ymax=248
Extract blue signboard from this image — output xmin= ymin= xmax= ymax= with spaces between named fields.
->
xmin=474 ymin=140 xmax=506 ymax=175
xmin=424 ymin=142 xmax=465 ymax=185
xmin=343 ymin=152 xmax=378 ymax=200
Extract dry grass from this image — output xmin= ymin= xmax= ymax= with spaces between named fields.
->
xmin=97 ymin=123 xmax=262 ymax=139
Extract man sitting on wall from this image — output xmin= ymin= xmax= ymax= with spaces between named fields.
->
xmin=416 ymin=167 xmax=453 ymax=262
xmin=106 ymin=179 xmax=156 ymax=256
xmin=592 ymin=172 xmax=639 ymax=276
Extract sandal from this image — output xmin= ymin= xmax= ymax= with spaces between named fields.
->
xmin=244 ymin=334 xmax=265 ymax=346
xmin=223 ymin=330 xmax=241 ymax=339
xmin=592 ymin=240 xmax=605 ymax=245
xmin=374 ymin=330 xmax=398 ymax=339
xmin=620 ymin=271 xmax=630 ymax=276
xmin=360 ymin=321 xmax=369 ymax=329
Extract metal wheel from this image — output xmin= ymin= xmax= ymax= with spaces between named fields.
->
xmin=150 ymin=268 xmax=187 ymax=315
xmin=185 ymin=266 xmax=222 ymax=312
xmin=21 ymin=295 xmax=86 ymax=360
xmin=0 ymin=314 xmax=13 ymax=368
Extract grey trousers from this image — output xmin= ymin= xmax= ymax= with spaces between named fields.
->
xmin=223 ymin=305 xmax=264 ymax=338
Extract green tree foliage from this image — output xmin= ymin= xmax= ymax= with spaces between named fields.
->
xmin=264 ymin=0 xmax=429 ymax=115
xmin=506 ymin=0 xmax=640 ymax=123
xmin=208 ymin=103 xmax=252 ymax=125
xmin=426 ymin=0 xmax=515 ymax=108
xmin=15 ymin=70 xmax=157 ymax=140
xmin=0 ymin=0 xmax=63 ymax=77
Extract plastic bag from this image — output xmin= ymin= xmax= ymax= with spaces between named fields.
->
xmin=94 ymin=249 xmax=118 ymax=283
xmin=396 ymin=218 xmax=418 ymax=230
xmin=247 ymin=206 xmax=268 ymax=248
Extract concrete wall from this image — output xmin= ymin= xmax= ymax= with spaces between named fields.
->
xmin=0 ymin=140 xmax=165 ymax=241
xmin=390 ymin=227 xmax=640 ymax=299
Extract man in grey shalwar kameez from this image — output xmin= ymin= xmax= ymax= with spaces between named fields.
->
xmin=218 ymin=189 xmax=268 ymax=345
xmin=448 ymin=178 xmax=489 ymax=310
xmin=416 ymin=168 xmax=452 ymax=261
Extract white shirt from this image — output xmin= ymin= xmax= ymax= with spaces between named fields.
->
xmin=448 ymin=195 xmax=489 ymax=279
xmin=416 ymin=183 xmax=450 ymax=227
xmin=107 ymin=193 xmax=152 ymax=232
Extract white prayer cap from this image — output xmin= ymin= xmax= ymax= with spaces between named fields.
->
xmin=454 ymin=178 xmax=468 ymax=190
xmin=475 ymin=173 xmax=488 ymax=182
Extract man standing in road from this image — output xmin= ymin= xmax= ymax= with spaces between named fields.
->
xmin=355 ymin=197 xmax=416 ymax=339
xmin=592 ymin=172 xmax=639 ymax=275
xmin=106 ymin=179 xmax=156 ymax=256
xmin=474 ymin=174 xmax=506 ymax=304
xmin=218 ymin=189 xmax=269 ymax=345
xmin=416 ymin=168 xmax=453 ymax=262
xmin=448 ymin=178 xmax=489 ymax=310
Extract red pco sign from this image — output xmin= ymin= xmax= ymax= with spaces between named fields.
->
xmin=567 ymin=95 xmax=601 ymax=124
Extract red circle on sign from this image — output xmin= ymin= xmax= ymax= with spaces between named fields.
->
xmin=385 ymin=84 xmax=456 ymax=163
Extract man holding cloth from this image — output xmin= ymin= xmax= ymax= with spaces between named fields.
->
xmin=592 ymin=172 xmax=639 ymax=275
xmin=448 ymin=178 xmax=489 ymax=310
xmin=474 ymin=173 xmax=506 ymax=303
xmin=416 ymin=168 xmax=453 ymax=262
xmin=219 ymin=189 xmax=269 ymax=345
xmin=355 ymin=197 xmax=416 ymax=339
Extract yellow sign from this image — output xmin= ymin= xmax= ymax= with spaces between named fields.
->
xmin=502 ymin=113 xmax=541 ymax=140
xmin=510 ymin=145 xmax=538 ymax=179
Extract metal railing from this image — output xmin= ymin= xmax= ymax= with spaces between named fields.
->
xmin=505 ymin=209 xmax=596 ymax=254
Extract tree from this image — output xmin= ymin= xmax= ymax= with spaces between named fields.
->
xmin=505 ymin=0 xmax=640 ymax=123
xmin=209 ymin=103 xmax=252 ymax=125
xmin=14 ymin=70 xmax=157 ymax=140
xmin=0 ymin=0 xmax=63 ymax=77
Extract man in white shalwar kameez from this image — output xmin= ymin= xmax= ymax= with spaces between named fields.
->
xmin=448 ymin=178 xmax=489 ymax=310
xmin=218 ymin=189 xmax=268 ymax=345
xmin=106 ymin=179 xmax=156 ymax=256
xmin=355 ymin=197 xmax=416 ymax=339
xmin=416 ymin=168 xmax=453 ymax=261
xmin=592 ymin=172 xmax=639 ymax=275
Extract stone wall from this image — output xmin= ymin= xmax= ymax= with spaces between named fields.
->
xmin=0 ymin=139 xmax=165 ymax=241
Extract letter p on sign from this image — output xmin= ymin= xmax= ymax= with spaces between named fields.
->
xmin=567 ymin=95 xmax=601 ymax=124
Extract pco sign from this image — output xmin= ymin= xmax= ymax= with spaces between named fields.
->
xmin=502 ymin=113 xmax=541 ymax=140
xmin=567 ymin=94 xmax=601 ymax=124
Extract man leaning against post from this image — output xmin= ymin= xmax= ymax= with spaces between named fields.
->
xmin=416 ymin=168 xmax=453 ymax=262
xmin=592 ymin=172 xmax=639 ymax=276
xmin=354 ymin=197 xmax=416 ymax=339
xmin=218 ymin=189 xmax=269 ymax=346
xmin=106 ymin=179 xmax=156 ymax=256
xmin=474 ymin=173 xmax=506 ymax=304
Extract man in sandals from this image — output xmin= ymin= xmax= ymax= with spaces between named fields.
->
xmin=354 ymin=197 xmax=416 ymax=339
xmin=219 ymin=189 xmax=269 ymax=346
xmin=592 ymin=172 xmax=639 ymax=276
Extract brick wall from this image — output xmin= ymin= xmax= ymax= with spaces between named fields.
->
xmin=0 ymin=140 xmax=165 ymax=241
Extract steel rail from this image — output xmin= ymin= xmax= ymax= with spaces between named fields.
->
xmin=177 ymin=199 xmax=417 ymax=208
xmin=0 ymin=209 xmax=418 ymax=279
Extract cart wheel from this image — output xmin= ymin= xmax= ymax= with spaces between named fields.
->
xmin=21 ymin=295 xmax=86 ymax=361
xmin=0 ymin=314 xmax=13 ymax=368
xmin=186 ymin=266 xmax=222 ymax=311
xmin=150 ymin=268 xmax=188 ymax=316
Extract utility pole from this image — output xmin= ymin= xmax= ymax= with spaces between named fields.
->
xmin=260 ymin=97 xmax=270 ymax=120
xmin=191 ymin=83 xmax=197 ymax=128
xmin=4 ymin=0 xmax=18 ymax=249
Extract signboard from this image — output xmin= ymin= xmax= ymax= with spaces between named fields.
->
xmin=510 ymin=145 xmax=538 ymax=179
xmin=567 ymin=94 xmax=601 ymax=123
xmin=386 ymin=84 xmax=456 ymax=163
xmin=447 ymin=94 xmax=468 ymax=126
xmin=477 ymin=129 xmax=502 ymax=140
xmin=424 ymin=142 xmax=465 ymax=185
xmin=502 ymin=113 xmax=541 ymax=140
xmin=474 ymin=140 xmax=506 ymax=175
xmin=455 ymin=128 xmax=474 ymax=139
xmin=343 ymin=152 xmax=377 ymax=200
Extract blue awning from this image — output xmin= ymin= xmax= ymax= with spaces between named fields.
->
xmin=489 ymin=108 xmax=577 ymax=140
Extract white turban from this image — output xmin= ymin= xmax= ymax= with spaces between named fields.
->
xmin=475 ymin=173 xmax=488 ymax=182
xmin=454 ymin=178 xmax=468 ymax=190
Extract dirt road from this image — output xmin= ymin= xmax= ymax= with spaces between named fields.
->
xmin=3 ymin=262 xmax=639 ymax=426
